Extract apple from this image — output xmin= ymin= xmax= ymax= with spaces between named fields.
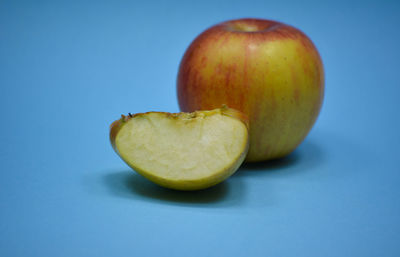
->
xmin=177 ymin=18 xmax=324 ymax=162
xmin=110 ymin=107 xmax=249 ymax=190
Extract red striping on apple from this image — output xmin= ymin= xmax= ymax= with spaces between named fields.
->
xmin=177 ymin=18 xmax=324 ymax=162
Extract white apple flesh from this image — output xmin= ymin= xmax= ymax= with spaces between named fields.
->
xmin=110 ymin=107 xmax=249 ymax=190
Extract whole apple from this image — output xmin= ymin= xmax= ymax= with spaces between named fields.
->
xmin=177 ymin=18 xmax=324 ymax=162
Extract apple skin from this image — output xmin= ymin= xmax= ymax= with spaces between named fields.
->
xmin=177 ymin=18 xmax=324 ymax=162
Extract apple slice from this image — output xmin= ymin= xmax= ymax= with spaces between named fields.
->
xmin=110 ymin=107 xmax=249 ymax=190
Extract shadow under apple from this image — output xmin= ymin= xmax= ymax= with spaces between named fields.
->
xmin=236 ymin=139 xmax=324 ymax=177
xmin=99 ymin=138 xmax=323 ymax=206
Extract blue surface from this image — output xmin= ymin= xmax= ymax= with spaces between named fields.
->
xmin=1 ymin=0 xmax=400 ymax=256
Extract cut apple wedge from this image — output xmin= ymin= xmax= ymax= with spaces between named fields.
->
xmin=110 ymin=107 xmax=249 ymax=190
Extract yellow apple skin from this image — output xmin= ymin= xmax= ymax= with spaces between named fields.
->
xmin=177 ymin=18 xmax=324 ymax=162
xmin=110 ymin=107 xmax=249 ymax=190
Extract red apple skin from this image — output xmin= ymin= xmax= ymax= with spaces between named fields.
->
xmin=177 ymin=18 xmax=324 ymax=162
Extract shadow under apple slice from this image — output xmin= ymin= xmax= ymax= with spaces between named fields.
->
xmin=101 ymin=170 xmax=245 ymax=207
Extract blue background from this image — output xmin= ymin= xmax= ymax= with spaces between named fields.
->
xmin=1 ymin=0 xmax=399 ymax=256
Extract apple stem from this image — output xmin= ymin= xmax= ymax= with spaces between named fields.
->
xmin=128 ymin=113 xmax=133 ymax=118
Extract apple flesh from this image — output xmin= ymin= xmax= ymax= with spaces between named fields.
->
xmin=177 ymin=18 xmax=324 ymax=162
xmin=110 ymin=107 xmax=249 ymax=190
